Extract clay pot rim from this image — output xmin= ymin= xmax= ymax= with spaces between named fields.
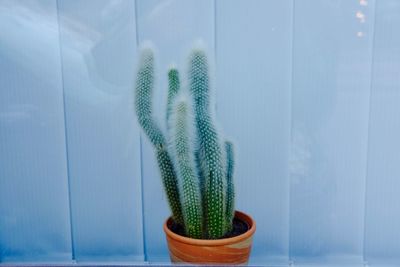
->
xmin=163 ymin=210 xmax=256 ymax=246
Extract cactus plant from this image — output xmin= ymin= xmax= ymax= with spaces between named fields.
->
xmin=135 ymin=44 xmax=236 ymax=239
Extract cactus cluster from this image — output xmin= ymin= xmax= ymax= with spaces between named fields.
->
xmin=135 ymin=44 xmax=235 ymax=239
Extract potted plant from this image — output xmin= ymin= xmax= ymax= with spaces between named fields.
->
xmin=134 ymin=43 xmax=256 ymax=265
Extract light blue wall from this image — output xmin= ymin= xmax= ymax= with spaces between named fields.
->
xmin=0 ymin=0 xmax=72 ymax=262
xmin=364 ymin=0 xmax=400 ymax=265
xmin=290 ymin=0 xmax=375 ymax=264
xmin=57 ymin=0 xmax=143 ymax=261
xmin=216 ymin=0 xmax=292 ymax=264
xmin=0 ymin=0 xmax=400 ymax=265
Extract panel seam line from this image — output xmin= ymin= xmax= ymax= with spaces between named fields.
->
xmin=362 ymin=0 xmax=379 ymax=264
xmin=134 ymin=0 xmax=148 ymax=262
xmin=55 ymin=0 xmax=75 ymax=261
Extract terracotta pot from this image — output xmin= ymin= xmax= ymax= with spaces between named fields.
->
xmin=163 ymin=210 xmax=256 ymax=265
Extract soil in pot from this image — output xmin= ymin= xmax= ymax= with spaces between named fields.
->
xmin=168 ymin=217 xmax=249 ymax=239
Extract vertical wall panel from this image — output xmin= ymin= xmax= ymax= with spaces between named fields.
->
xmin=216 ymin=0 xmax=292 ymax=264
xmin=135 ymin=0 xmax=214 ymax=261
xmin=57 ymin=0 xmax=143 ymax=261
xmin=290 ymin=0 xmax=375 ymax=263
xmin=365 ymin=0 xmax=400 ymax=265
xmin=0 ymin=0 xmax=72 ymax=262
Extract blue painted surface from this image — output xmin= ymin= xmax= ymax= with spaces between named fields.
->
xmin=364 ymin=0 xmax=400 ymax=265
xmin=290 ymin=0 xmax=375 ymax=263
xmin=0 ymin=0 xmax=400 ymax=266
xmin=0 ymin=0 xmax=72 ymax=262
xmin=56 ymin=0 xmax=143 ymax=262
xmin=216 ymin=0 xmax=292 ymax=264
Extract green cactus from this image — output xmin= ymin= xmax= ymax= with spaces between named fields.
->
xmin=134 ymin=48 xmax=165 ymax=146
xmin=134 ymin=48 xmax=183 ymax=225
xmin=224 ymin=141 xmax=235 ymax=232
xmin=166 ymin=68 xmax=180 ymax=127
xmin=134 ymin=44 xmax=236 ymax=239
xmin=170 ymin=99 xmax=203 ymax=238
xmin=189 ymin=50 xmax=227 ymax=239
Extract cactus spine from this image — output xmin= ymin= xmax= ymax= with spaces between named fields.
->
xmin=171 ymin=99 xmax=203 ymax=238
xmin=224 ymin=141 xmax=235 ymax=232
xmin=189 ymin=50 xmax=226 ymax=239
xmin=135 ymin=44 xmax=235 ymax=239
xmin=135 ymin=48 xmax=183 ymax=225
xmin=167 ymin=68 xmax=180 ymax=127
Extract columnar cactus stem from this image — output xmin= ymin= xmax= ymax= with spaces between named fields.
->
xmin=155 ymin=147 xmax=184 ymax=225
xmin=166 ymin=68 xmax=180 ymax=127
xmin=189 ymin=50 xmax=226 ymax=239
xmin=171 ymin=99 xmax=203 ymax=239
xmin=135 ymin=49 xmax=165 ymax=146
xmin=135 ymin=48 xmax=184 ymax=225
xmin=224 ymin=141 xmax=235 ymax=232
xmin=135 ymin=44 xmax=236 ymax=240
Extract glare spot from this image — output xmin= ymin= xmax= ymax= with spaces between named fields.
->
xmin=356 ymin=11 xmax=365 ymax=20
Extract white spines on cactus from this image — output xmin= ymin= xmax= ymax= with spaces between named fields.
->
xmin=166 ymin=66 xmax=180 ymax=132
xmin=169 ymin=95 xmax=203 ymax=239
xmin=224 ymin=141 xmax=235 ymax=232
xmin=189 ymin=49 xmax=227 ymax=239
xmin=134 ymin=45 xmax=184 ymax=225
xmin=135 ymin=47 xmax=165 ymax=146
xmin=134 ymin=42 xmax=236 ymax=239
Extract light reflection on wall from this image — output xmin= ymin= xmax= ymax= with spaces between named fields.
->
xmin=356 ymin=0 xmax=368 ymax=38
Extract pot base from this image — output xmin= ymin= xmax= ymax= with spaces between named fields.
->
xmin=164 ymin=211 xmax=256 ymax=265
